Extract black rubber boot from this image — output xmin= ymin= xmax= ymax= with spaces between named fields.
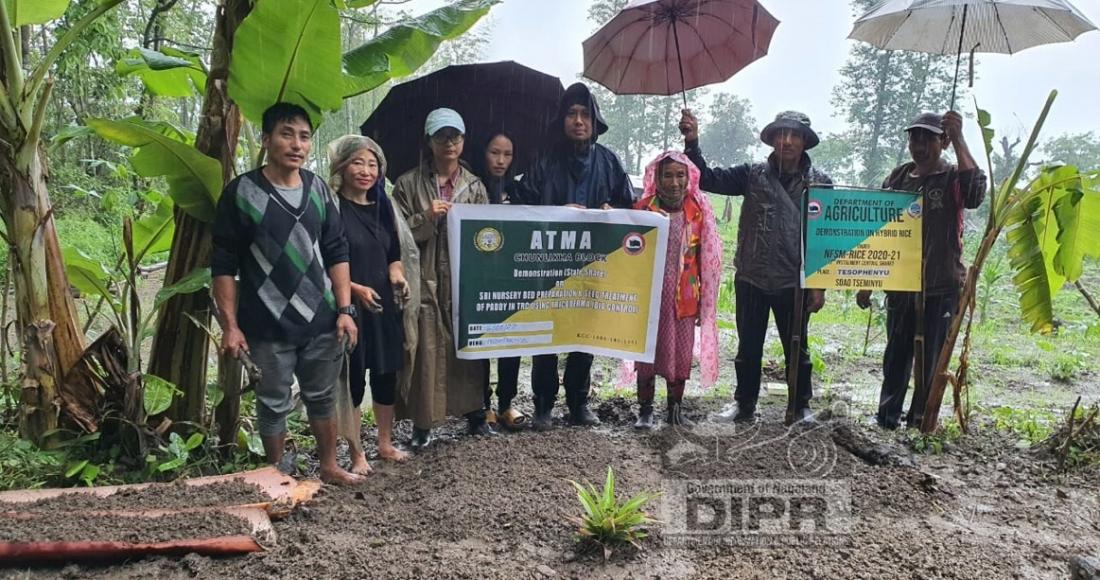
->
xmin=667 ymin=399 xmax=694 ymax=428
xmin=466 ymin=410 xmax=496 ymax=436
xmin=410 ymin=427 xmax=433 ymax=450
xmin=569 ymin=402 xmax=600 ymax=427
xmin=532 ymin=397 xmax=554 ymax=432
xmin=635 ymin=399 xmax=655 ymax=430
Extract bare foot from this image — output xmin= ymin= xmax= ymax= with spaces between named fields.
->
xmin=378 ymin=443 xmax=409 ymax=463
xmin=350 ymin=453 xmax=373 ymax=476
xmin=320 ymin=466 xmax=366 ymax=486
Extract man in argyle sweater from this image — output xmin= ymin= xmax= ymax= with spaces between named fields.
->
xmin=212 ymin=102 xmax=362 ymax=486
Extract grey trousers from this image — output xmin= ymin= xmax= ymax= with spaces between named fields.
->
xmin=250 ymin=332 xmax=342 ymax=437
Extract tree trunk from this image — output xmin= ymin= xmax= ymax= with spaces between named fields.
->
xmin=2 ymin=147 xmax=86 ymax=445
xmin=147 ymin=0 xmax=250 ymax=425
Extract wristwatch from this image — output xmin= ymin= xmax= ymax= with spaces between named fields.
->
xmin=337 ymin=305 xmax=358 ymax=320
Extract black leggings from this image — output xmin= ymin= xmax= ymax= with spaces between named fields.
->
xmin=349 ymin=370 xmax=397 ymax=407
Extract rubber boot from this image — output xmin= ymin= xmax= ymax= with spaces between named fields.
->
xmin=568 ymin=401 xmax=600 ymax=426
xmin=635 ymin=376 xmax=656 ymax=430
xmin=467 ymin=409 xmax=496 ymax=436
xmin=667 ymin=399 xmax=694 ymax=428
xmin=533 ymin=397 xmax=554 ymax=432
xmin=635 ymin=399 xmax=655 ymax=430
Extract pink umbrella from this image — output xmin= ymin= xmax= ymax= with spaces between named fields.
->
xmin=582 ymin=0 xmax=779 ymax=106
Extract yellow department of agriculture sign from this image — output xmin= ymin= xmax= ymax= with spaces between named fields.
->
xmin=803 ymin=187 xmax=923 ymax=292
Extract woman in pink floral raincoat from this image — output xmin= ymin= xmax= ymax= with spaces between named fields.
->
xmin=630 ymin=151 xmax=722 ymax=428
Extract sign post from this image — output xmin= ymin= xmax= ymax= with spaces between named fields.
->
xmin=448 ymin=204 xmax=668 ymax=362
xmin=801 ymin=186 xmax=925 ymax=419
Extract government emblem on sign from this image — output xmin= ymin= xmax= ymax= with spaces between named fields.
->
xmin=623 ymin=232 xmax=646 ymax=255
xmin=807 ymin=200 xmax=823 ymax=220
xmin=907 ymin=202 xmax=922 ymax=219
xmin=474 ymin=227 xmax=503 ymax=252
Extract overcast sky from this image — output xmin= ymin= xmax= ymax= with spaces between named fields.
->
xmin=404 ymin=0 xmax=1100 ymax=147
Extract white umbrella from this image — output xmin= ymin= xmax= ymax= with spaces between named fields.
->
xmin=849 ymin=0 xmax=1098 ymax=106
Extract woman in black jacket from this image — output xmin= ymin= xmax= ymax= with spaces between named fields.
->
xmin=472 ymin=130 xmax=527 ymax=431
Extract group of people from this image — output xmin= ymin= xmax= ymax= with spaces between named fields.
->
xmin=211 ymin=81 xmax=986 ymax=485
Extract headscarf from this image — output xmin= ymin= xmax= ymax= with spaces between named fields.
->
xmin=325 ymin=134 xmax=422 ymax=405
xmin=327 ymin=134 xmax=388 ymax=196
xmin=625 ymin=151 xmax=722 ymax=388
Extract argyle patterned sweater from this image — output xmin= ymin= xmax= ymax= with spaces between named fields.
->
xmin=211 ymin=168 xmax=348 ymax=345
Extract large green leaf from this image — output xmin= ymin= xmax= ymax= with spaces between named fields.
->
xmin=153 ymin=267 xmax=211 ymax=311
xmin=3 ymin=0 xmax=68 ymax=25
xmin=228 ymin=0 xmax=343 ymax=125
xmin=62 ymin=247 xmax=113 ymax=302
xmin=1052 ymin=171 xmax=1100 ymax=282
xmin=116 ymin=47 xmax=207 ymax=97
xmin=86 ymin=118 xmax=221 ymax=223
xmin=1005 ymin=167 xmax=1076 ymax=334
xmin=342 ymin=0 xmax=499 ymax=98
xmin=48 ymin=124 xmax=94 ymax=152
xmin=143 ymin=374 xmax=181 ymax=417
xmin=132 ymin=196 xmax=175 ymax=262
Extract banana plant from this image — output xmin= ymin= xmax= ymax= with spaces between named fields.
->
xmin=63 ymin=191 xmax=212 ymax=376
xmin=921 ymin=90 xmax=1100 ymax=433
xmin=1 ymin=0 xmax=126 ymax=444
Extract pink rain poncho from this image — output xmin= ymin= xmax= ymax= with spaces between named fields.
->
xmin=622 ymin=150 xmax=722 ymax=388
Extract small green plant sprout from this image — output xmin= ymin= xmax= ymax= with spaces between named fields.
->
xmin=569 ymin=466 xmax=659 ymax=560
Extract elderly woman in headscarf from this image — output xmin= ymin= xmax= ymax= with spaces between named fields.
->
xmin=392 ymin=108 xmax=490 ymax=450
xmin=327 ymin=135 xmax=419 ymax=472
xmin=629 ymin=151 xmax=722 ymax=429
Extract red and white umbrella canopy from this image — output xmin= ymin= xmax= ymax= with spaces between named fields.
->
xmin=582 ymin=0 xmax=780 ymax=96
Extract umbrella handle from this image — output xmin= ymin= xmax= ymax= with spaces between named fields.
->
xmin=950 ymin=4 xmax=969 ymax=110
xmin=672 ymin=17 xmax=689 ymax=109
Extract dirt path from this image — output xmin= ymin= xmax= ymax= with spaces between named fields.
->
xmin=3 ymin=400 xmax=1097 ymax=580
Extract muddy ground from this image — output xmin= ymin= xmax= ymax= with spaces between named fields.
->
xmin=3 ymin=393 xmax=1098 ymax=580
xmin=0 ymin=511 xmax=252 ymax=544
xmin=0 ymin=480 xmax=269 ymax=513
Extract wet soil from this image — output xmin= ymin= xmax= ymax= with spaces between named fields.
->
xmin=0 ymin=511 xmax=252 ymax=544
xmin=0 ymin=480 xmax=270 ymax=513
xmin=4 ymin=396 xmax=1097 ymax=579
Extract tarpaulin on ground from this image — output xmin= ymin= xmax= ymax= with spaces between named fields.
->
xmin=448 ymin=204 xmax=668 ymax=361
xmin=803 ymin=187 xmax=923 ymax=292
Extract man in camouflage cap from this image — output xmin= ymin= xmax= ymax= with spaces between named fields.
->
xmin=680 ymin=109 xmax=833 ymax=425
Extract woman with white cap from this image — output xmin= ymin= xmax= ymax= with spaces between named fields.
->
xmin=392 ymin=108 xmax=490 ymax=450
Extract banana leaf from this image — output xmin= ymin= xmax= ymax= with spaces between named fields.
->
xmin=1052 ymin=170 xmax=1100 ymax=281
xmin=3 ymin=0 xmax=68 ymax=26
xmin=86 ymin=118 xmax=221 ymax=223
xmin=342 ymin=0 xmax=499 ymax=98
xmin=228 ymin=0 xmax=343 ymax=125
xmin=116 ymin=47 xmax=207 ymax=98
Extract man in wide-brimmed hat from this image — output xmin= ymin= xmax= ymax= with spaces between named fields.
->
xmin=680 ymin=109 xmax=831 ymax=426
xmin=856 ymin=111 xmax=986 ymax=430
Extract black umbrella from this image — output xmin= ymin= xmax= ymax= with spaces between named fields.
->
xmin=360 ymin=61 xmax=565 ymax=182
